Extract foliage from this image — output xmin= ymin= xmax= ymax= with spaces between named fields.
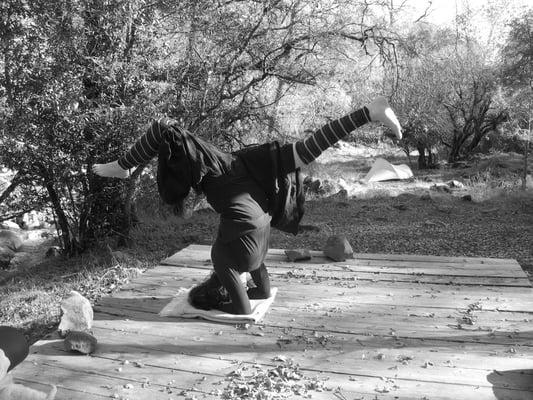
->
xmin=393 ymin=25 xmax=454 ymax=168
xmin=0 ymin=0 xmax=402 ymax=253
xmin=440 ymin=48 xmax=508 ymax=162
xmin=0 ymin=0 xmax=531 ymax=253
xmin=393 ymin=20 xmax=510 ymax=165
xmin=0 ymin=0 xmax=155 ymax=253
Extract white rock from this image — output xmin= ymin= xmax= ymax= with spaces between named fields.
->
xmin=58 ymin=290 xmax=93 ymax=337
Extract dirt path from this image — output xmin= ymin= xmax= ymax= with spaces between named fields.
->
xmin=0 ymin=229 xmax=55 ymax=284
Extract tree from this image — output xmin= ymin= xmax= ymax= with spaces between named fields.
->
xmin=501 ymin=10 xmax=533 ymax=189
xmin=0 ymin=0 xmax=155 ymax=253
xmin=440 ymin=51 xmax=508 ymax=162
xmin=393 ymin=25 xmax=455 ymax=168
xmin=1 ymin=0 xmax=403 ymax=252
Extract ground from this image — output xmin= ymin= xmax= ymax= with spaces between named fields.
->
xmin=0 ymin=144 xmax=532 ymax=344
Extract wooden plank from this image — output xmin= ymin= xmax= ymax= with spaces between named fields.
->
xmin=14 ymin=356 xmax=219 ymax=400
xmin=100 ymin=281 xmax=533 ymax=331
xmin=163 ymin=245 xmax=531 ymax=282
xmin=118 ymin=267 xmax=533 ymax=313
xmin=146 ymin=263 xmax=532 ymax=287
xmin=93 ymin=298 xmax=533 ymax=347
xmin=178 ymin=243 xmax=525 ymax=266
xmin=90 ymin=321 xmax=533 ymax=380
xmin=11 ymin=244 xmax=532 ymax=400
xmin=10 ymin=377 xmax=106 ymax=400
xmin=22 ymin=330 xmax=533 ymax=400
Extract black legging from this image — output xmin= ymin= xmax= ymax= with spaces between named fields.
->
xmin=211 ymin=224 xmax=271 ymax=314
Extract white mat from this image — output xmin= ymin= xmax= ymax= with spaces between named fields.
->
xmin=159 ymin=287 xmax=278 ymax=324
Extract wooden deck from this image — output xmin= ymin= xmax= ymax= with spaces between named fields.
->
xmin=14 ymin=244 xmax=533 ymax=399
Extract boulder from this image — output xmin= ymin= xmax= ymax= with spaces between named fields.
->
xmin=58 ymin=290 xmax=93 ymax=337
xmin=285 ymin=249 xmax=312 ymax=262
xmin=0 ymin=221 xmax=20 ymax=230
xmin=0 ymin=230 xmax=22 ymax=252
xmin=45 ymin=246 xmax=61 ymax=258
xmin=64 ymin=331 xmax=97 ymax=354
xmin=420 ymin=193 xmax=432 ymax=201
xmin=323 ymin=235 xmax=354 ymax=262
xmin=447 ymin=180 xmax=465 ymax=189
xmin=430 ymin=183 xmax=451 ymax=193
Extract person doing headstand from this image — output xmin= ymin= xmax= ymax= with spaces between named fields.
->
xmin=93 ymin=97 xmax=402 ymax=315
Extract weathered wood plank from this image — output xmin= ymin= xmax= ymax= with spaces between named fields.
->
xmin=146 ymin=263 xmax=532 ymax=287
xmin=94 ymin=300 xmax=533 ymax=347
xmin=118 ymin=267 xmax=533 ymax=313
xmin=24 ymin=331 xmax=533 ymax=400
xmin=182 ymin=244 xmax=521 ymax=265
xmin=174 ymin=244 xmax=520 ymax=268
xmin=162 ymin=245 xmax=531 ymax=283
xmin=90 ymin=321 xmax=533 ymax=379
xmin=11 ymin=244 xmax=533 ymax=400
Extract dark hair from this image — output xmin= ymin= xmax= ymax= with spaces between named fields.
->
xmin=188 ymin=273 xmax=229 ymax=310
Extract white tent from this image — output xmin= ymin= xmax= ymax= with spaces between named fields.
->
xmin=363 ymin=158 xmax=413 ymax=183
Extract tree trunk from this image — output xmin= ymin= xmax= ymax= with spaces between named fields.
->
xmin=37 ymin=164 xmax=80 ymax=255
xmin=0 ymin=172 xmax=22 ymax=205
xmin=44 ymin=180 xmax=80 ymax=255
xmin=417 ymin=144 xmax=428 ymax=169
xmin=118 ymin=164 xmax=146 ymax=247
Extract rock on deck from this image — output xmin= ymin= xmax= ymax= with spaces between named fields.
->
xmin=13 ymin=244 xmax=533 ymax=399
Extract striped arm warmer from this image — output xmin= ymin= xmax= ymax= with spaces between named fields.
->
xmin=294 ymin=107 xmax=371 ymax=165
xmin=118 ymin=119 xmax=173 ymax=170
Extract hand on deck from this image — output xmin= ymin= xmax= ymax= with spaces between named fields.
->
xmin=367 ymin=96 xmax=402 ymax=140
xmin=92 ymin=161 xmax=130 ymax=179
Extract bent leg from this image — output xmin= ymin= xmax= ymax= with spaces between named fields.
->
xmin=211 ymin=224 xmax=270 ymax=314
xmin=248 ymin=263 xmax=271 ymax=299
xmin=213 ymin=262 xmax=251 ymax=315
xmin=212 ymin=239 xmax=252 ymax=315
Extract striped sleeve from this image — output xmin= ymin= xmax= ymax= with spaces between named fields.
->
xmin=294 ymin=107 xmax=371 ymax=165
xmin=118 ymin=119 xmax=172 ymax=169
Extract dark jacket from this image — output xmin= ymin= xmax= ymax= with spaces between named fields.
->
xmin=157 ymin=129 xmax=304 ymax=234
xmin=235 ymin=141 xmax=305 ymax=235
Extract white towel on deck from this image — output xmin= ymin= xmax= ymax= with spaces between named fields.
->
xmin=159 ymin=287 xmax=278 ymax=324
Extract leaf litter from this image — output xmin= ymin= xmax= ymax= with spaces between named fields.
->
xmin=220 ymin=358 xmax=330 ymax=399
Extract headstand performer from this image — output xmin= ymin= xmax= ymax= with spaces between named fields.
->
xmin=93 ymin=97 xmax=402 ymax=315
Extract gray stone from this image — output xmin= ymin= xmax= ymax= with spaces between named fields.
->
xmin=0 ymin=230 xmax=22 ymax=252
xmin=285 ymin=249 xmax=312 ymax=262
xmin=461 ymin=194 xmax=473 ymax=202
xmin=45 ymin=246 xmax=61 ymax=258
xmin=420 ymin=193 xmax=432 ymax=201
xmin=0 ymin=221 xmax=20 ymax=230
xmin=430 ymin=183 xmax=451 ymax=193
xmin=58 ymin=290 xmax=93 ymax=337
xmin=64 ymin=331 xmax=97 ymax=354
xmin=323 ymin=235 xmax=354 ymax=262
xmin=447 ymin=180 xmax=465 ymax=189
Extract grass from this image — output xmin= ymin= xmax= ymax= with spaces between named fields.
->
xmin=1 ymin=148 xmax=532 ymax=344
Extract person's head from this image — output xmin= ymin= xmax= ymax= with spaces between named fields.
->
xmin=188 ymin=273 xmax=229 ymax=310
